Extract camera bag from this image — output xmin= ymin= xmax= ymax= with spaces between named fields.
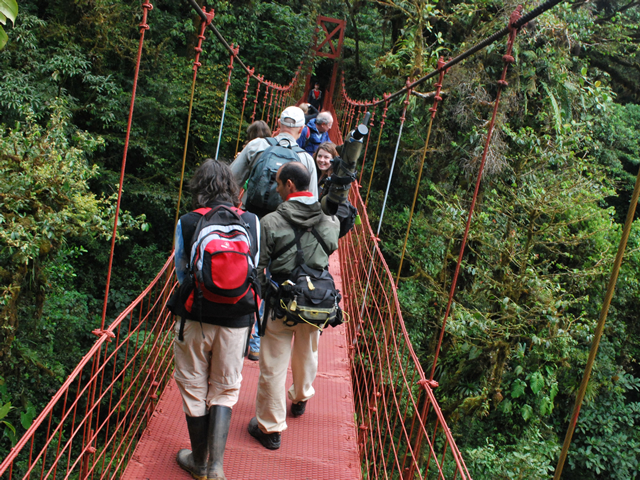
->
xmin=263 ymin=220 xmax=342 ymax=332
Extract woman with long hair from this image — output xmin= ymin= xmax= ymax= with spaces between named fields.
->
xmin=171 ymin=158 xmax=260 ymax=480
xmin=314 ymin=141 xmax=338 ymax=197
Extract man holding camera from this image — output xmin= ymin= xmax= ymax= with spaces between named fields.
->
xmin=248 ymin=161 xmax=339 ymax=450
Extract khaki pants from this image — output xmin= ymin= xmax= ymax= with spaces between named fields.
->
xmin=256 ymin=315 xmax=320 ymax=433
xmin=173 ymin=318 xmax=250 ymax=417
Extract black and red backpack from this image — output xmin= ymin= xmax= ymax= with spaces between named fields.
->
xmin=171 ymin=205 xmax=261 ymax=340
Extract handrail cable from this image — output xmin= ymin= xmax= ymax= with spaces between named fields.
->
xmin=339 ymin=0 xmax=566 ymax=108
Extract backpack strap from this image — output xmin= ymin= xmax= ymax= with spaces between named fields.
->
xmin=193 ymin=207 xmax=211 ymax=216
xmin=202 ymin=204 xmax=244 ymax=223
xmin=271 ymin=226 xmax=307 ymax=266
xmin=265 ymin=137 xmax=278 ymax=147
xmin=270 ymin=220 xmax=331 ymax=266
xmin=309 ymin=228 xmax=332 ymax=257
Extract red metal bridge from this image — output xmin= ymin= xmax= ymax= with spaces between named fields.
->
xmin=3 ymin=0 xmax=639 ymax=478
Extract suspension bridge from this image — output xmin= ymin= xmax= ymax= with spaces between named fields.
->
xmin=2 ymin=0 xmax=640 ymax=478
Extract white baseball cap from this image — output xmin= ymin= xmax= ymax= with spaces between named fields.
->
xmin=280 ymin=106 xmax=305 ymax=128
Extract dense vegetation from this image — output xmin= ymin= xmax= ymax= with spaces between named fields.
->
xmin=1 ymin=0 xmax=639 ymax=478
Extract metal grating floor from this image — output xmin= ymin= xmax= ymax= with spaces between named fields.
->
xmin=122 ymin=254 xmax=362 ymax=479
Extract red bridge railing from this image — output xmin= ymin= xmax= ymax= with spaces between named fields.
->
xmin=0 ymin=257 xmax=178 ymax=480
xmin=341 ymin=185 xmax=471 ymax=480
xmin=1 ymin=201 xmax=470 ymax=479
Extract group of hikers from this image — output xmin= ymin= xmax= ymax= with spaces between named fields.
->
xmin=169 ymin=100 xmax=351 ymax=480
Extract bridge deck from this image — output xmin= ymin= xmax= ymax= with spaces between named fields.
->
xmin=122 ymin=254 xmax=362 ymax=479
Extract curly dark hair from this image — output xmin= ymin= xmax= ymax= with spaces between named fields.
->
xmin=189 ymin=158 xmax=240 ymax=208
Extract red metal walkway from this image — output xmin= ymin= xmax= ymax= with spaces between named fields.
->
xmin=122 ymin=255 xmax=362 ymax=479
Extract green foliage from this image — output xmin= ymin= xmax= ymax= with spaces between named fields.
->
xmin=567 ymin=373 xmax=640 ymax=479
xmin=0 ymin=0 xmax=639 ymax=476
xmin=0 ymin=102 xmax=146 ymax=420
xmin=344 ymin=0 xmax=640 ymax=477
xmin=0 ymin=0 xmax=321 ymax=461
xmin=0 ymin=0 xmax=18 ymax=49
xmin=0 ymin=376 xmax=35 ymax=448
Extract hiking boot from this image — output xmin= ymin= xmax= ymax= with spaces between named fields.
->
xmin=206 ymin=405 xmax=231 ymax=480
xmin=248 ymin=417 xmax=281 ymax=450
xmin=176 ymin=414 xmax=209 ymax=480
xmin=290 ymin=401 xmax=307 ymax=418
xmin=248 ymin=350 xmax=259 ymax=361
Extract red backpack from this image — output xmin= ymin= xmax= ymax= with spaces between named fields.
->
xmin=178 ymin=205 xmax=260 ymax=339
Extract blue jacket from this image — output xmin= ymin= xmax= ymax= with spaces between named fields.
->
xmin=297 ymin=118 xmax=330 ymax=155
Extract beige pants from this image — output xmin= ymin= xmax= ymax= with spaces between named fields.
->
xmin=256 ymin=315 xmax=321 ymax=433
xmin=173 ymin=318 xmax=250 ymax=417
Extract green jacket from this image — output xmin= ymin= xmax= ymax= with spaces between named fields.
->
xmin=258 ymin=196 xmax=339 ymax=288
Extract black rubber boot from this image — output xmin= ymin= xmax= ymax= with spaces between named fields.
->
xmin=176 ymin=414 xmax=209 ymax=480
xmin=206 ymin=405 xmax=232 ymax=480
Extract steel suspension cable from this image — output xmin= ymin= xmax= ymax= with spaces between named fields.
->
xmin=337 ymin=0 xmax=566 ymax=111
xmin=365 ymin=97 xmax=390 ymax=205
xmin=235 ymin=68 xmax=254 ymax=155
xmin=554 ymin=143 xmax=640 ymax=479
xmin=174 ymin=8 xmax=214 ymax=235
xmin=396 ymin=58 xmax=447 ymax=285
xmin=429 ymin=7 xmax=522 ymax=381
xmin=99 ymin=1 xmax=153 ymax=331
xmin=377 ymin=85 xmax=412 ymax=238
xmin=215 ymin=43 xmax=238 ymax=160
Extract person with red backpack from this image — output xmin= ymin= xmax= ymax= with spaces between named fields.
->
xmin=169 ymin=159 xmax=260 ymax=480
